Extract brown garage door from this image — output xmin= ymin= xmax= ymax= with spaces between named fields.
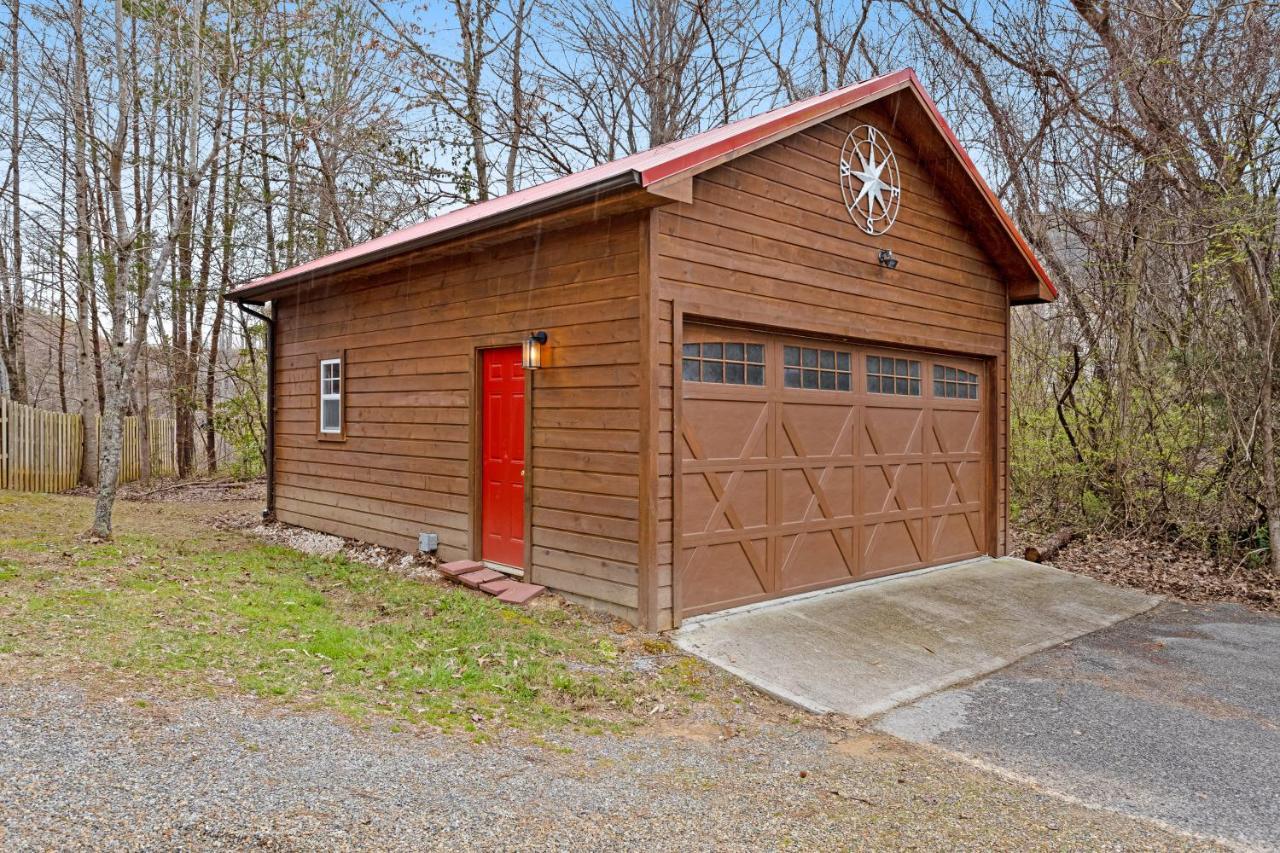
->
xmin=678 ymin=324 xmax=989 ymax=618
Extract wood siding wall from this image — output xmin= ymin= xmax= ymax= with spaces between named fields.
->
xmin=272 ymin=212 xmax=646 ymax=623
xmin=652 ymin=103 xmax=1011 ymax=630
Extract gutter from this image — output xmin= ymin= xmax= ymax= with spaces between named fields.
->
xmin=230 ymin=299 xmax=276 ymax=521
xmin=226 ymin=170 xmax=644 ymax=302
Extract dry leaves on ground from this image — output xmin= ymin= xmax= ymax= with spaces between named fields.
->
xmin=1036 ymin=533 xmax=1279 ymax=613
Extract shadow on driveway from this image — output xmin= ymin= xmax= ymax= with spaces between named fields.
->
xmin=878 ymin=602 xmax=1280 ymax=850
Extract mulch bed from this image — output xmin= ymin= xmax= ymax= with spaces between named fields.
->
xmin=1032 ymin=533 xmax=1280 ymax=614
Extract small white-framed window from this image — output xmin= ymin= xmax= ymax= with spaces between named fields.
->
xmin=320 ymin=357 xmax=342 ymax=434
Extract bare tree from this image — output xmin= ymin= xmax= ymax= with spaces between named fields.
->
xmin=528 ymin=0 xmax=758 ymax=170
xmin=902 ymin=0 xmax=1280 ymax=570
xmin=0 ymin=0 xmax=27 ymax=402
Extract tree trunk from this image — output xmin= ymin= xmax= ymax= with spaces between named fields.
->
xmin=57 ymin=115 xmax=70 ymax=413
xmin=1025 ymin=528 xmax=1074 ymax=564
xmin=136 ymin=359 xmax=151 ymax=484
xmin=455 ymin=0 xmax=490 ymax=200
xmin=204 ymin=293 xmax=225 ymax=473
xmin=1260 ymin=341 xmax=1280 ymax=577
xmin=503 ymin=0 xmax=528 ymax=195
xmin=3 ymin=0 xmax=26 ymax=404
xmin=91 ymin=386 xmax=127 ymax=538
xmin=70 ymin=0 xmax=98 ymax=486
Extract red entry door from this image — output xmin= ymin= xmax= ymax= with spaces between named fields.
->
xmin=481 ymin=347 xmax=526 ymax=567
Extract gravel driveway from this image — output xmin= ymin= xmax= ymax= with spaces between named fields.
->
xmin=879 ymin=602 xmax=1280 ymax=851
xmin=0 ymin=677 xmax=1211 ymax=851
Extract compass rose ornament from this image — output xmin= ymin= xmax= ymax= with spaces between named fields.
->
xmin=839 ymin=124 xmax=901 ymax=235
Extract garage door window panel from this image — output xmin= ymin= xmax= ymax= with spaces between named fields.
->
xmin=683 ymin=341 xmax=765 ymax=386
xmin=867 ymin=356 xmax=921 ymax=395
xmin=783 ymin=345 xmax=851 ymax=391
xmin=933 ymin=364 xmax=980 ymax=399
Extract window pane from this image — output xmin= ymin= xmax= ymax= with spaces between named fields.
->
xmin=837 ymin=352 xmax=850 ymax=371
xmin=784 ymin=368 xmax=802 ymax=388
xmin=725 ymin=362 xmax=745 ymax=384
xmin=910 ymin=379 xmax=920 ymax=395
xmin=683 ymin=343 xmax=700 ymax=357
xmin=868 ymin=375 xmax=881 ymax=393
xmin=935 ymin=380 xmax=946 ymax=396
xmin=683 ymin=359 xmax=700 ymax=381
xmin=802 ymin=348 xmax=818 ymax=368
xmin=910 ymin=361 xmax=920 ymax=379
xmin=784 ymin=346 xmax=800 ymax=367
xmin=702 ymin=361 xmax=723 ymax=382
xmin=933 ymin=364 xmax=944 ymax=380
xmin=747 ymin=344 xmax=765 ymax=364
xmin=802 ymin=369 xmax=819 ymax=389
xmin=820 ymin=371 xmax=836 ymax=390
xmin=836 ymin=373 xmax=850 ymax=391
xmin=895 ymin=359 xmax=907 ymax=376
xmin=819 ymin=349 xmax=835 ymax=369
xmin=747 ymin=365 xmax=765 ymax=386
xmin=321 ymin=398 xmax=340 ymax=432
xmin=725 ymin=342 xmax=745 ymax=361
xmin=867 ymin=356 xmax=880 ymax=374
xmin=703 ymin=343 xmax=722 ymax=359
xmin=896 ymin=377 xmax=908 ymax=394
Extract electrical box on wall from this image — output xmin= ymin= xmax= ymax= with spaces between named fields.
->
xmin=418 ymin=532 xmax=438 ymax=553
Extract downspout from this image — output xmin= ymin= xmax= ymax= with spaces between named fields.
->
xmin=232 ymin=298 xmax=275 ymax=520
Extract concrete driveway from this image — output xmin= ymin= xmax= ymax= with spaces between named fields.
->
xmin=672 ymin=556 xmax=1159 ymax=718
xmin=878 ymin=601 xmax=1280 ymax=850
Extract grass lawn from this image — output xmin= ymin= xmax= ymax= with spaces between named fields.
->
xmin=0 ymin=491 xmax=703 ymax=735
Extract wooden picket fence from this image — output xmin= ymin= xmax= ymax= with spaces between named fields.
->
xmin=0 ymin=398 xmax=83 ymax=492
xmin=0 ymin=397 xmax=178 ymax=493
xmin=107 ymin=414 xmax=178 ymax=484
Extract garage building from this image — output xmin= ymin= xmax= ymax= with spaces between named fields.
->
xmin=227 ymin=68 xmax=1057 ymax=631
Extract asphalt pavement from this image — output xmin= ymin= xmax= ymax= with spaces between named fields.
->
xmin=878 ymin=602 xmax=1280 ymax=850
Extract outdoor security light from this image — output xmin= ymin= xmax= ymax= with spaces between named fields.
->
xmin=523 ymin=331 xmax=548 ymax=370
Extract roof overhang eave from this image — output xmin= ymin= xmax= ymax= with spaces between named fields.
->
xmin=225 ymin=169 xmax=645 ymax=304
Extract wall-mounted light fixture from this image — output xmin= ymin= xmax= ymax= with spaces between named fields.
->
xmin=522 ymin=331 xmax=548 ymax=369
xmin=878 ymin=249 xmax=898 ymax=270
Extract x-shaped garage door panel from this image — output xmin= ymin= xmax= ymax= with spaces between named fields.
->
xmin=678 ymin=327 xmax=988 ymax=618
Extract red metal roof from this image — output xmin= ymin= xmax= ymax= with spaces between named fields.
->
xmin=229 ymin=68 xmax=1056 ymax=301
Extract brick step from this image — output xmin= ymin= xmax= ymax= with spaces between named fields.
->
xmin=479 ymin=578 xmax=517 ymax=595
xmin=494 ymin=582 xmax=545 ymax=605
xmin=438 ymin=560 xmax=484 ymax=579
xmin=457 ymin=568 xmax=506 ymax=589
xmin=436 ymin=560 xmax=546 ymax=606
